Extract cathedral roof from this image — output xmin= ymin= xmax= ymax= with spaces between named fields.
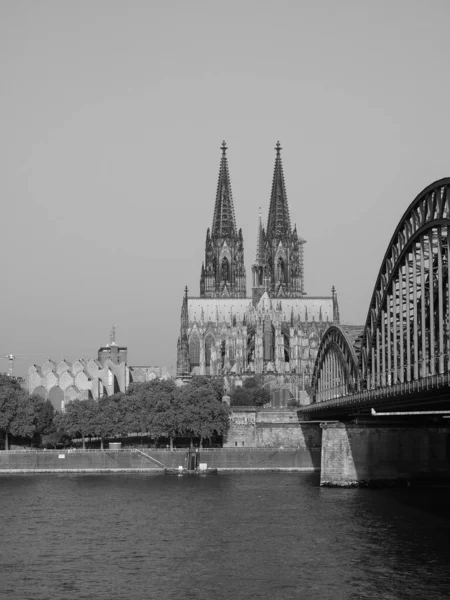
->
xmin=187 ymin=295 xmax=334 ymax=325
xmin=259 ymin=295 xmax=334 ymax=323
xmin=188 ymin=298 xmax=251 ymax=324
xmin=211 ymin=141 xmax=237 ymax=239
xmin=266 ymin=142 xmax=291 ymax=241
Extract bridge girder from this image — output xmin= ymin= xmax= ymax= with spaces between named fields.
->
xmin=310 ymin=179 xmax=450 ymax=415
xmin=310 ymin=325 xmax=360 ymax=402
xmin=360 ymin=179 xmax=450 ymax=389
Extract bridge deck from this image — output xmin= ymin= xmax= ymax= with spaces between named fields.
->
xmin=300 ymin=374 xmax=450 ymax=417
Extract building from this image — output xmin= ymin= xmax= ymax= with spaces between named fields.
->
xmin=28 ymin=328 xmax=172 ymax=411
xmin=176 ymin=142 xmax=340 ymax=385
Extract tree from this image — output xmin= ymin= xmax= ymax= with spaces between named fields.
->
xmin=178 ymin=379 xmax=230 ymax=448
xmin=188 ymin=376 xmax=225 ymax=402
xmin=41 ymin=430 xmax=70 ymax=449
xmin=35 ymin=399 xmax=56 ymax=437
xmin=147 ymin=380 xmax=180 ymax=449
xmin=10 ymin=393 xmax=38 ymax=443
xmin=252 ymin=386 xmax=271 ymax=407
xmin=56 ymin=399 xmax=98 ymax=448
xmin=230 ymin=377 xmax=271 ymax=407
xmin=124 ymin=383 xmax=154 ymax=439
xmin=125 ymin=380 xmax=180 ymax=448
xmin=230 ymin=386 xmax=254 ymax=406
xmin=0 ymin=376 xmax=30 ymax=449
xmin=94 ymin=393 xmax=126 ymax=449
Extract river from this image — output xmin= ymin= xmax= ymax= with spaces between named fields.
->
xmin=0 ymin=472 xmax=449 ymax=599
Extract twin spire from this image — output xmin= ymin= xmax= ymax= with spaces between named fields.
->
xmin=212 ymin=140 xmax=292 ymax=244
xmin=203 ymin=141 xmax=301 ymax=299
xmin=211 ymin=141 xmax=237 ymax=238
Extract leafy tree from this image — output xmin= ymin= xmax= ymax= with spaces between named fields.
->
xmin=178 ymin=379 xmax=230 ymax=448
xmin=0 ymin=376 xmax=32 ymax=449
xmin=94 ymin=393 xmax=126 ymax=449
xmin=125 ymin=380 xmax=180 ymax=448
xmin=35 ymin=399 xmax=56 ymax=437
xmin=230 ymin=386 xmax=254 ymax=406
xmin=147 ymin=380 xmax=180 ymax=449
xmin=41 ymin=430 xmax=70 ymax=449
xmin=189 ymin=376 xmax=225 ymax=402
xmin=252 ymin=386 xmax=271 ymax=407
xmin=10 ymin=393 xmax=39 ymax=443
xmin=124 ymin=383 xmax=154 ymax=438
xmin=230 ymin=378 xmax=271 ymax=407
xmin=56 ymin=399 xmax=98 ymax=448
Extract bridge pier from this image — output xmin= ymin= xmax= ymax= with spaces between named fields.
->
xmin=320 ymin=423 xmax=450 ymax=487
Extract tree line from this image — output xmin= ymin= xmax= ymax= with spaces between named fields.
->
xmin=0 ymin=375 xmax=55 ymax=449
xmin=0 ymin=376 xmax=231 ymax=450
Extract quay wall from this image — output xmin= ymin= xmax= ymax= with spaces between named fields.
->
xmin=321 ymin=424 xmax=450 ymax=486
xmin=0 ymin=448 xmax=320 ymax=472
xmin=223 ymin=408 xmax=322 ymax=449
xmin=0 ymin=450 xmax=164 ymax=472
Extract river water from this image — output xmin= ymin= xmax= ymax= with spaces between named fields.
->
xmin=0 ymin=472 xmax=449 ymax=600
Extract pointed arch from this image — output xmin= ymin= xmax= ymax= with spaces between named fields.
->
xmin=189 ymin=332 xmax=200 ymax=368
xmin=221 ymin=256 xmax=230 ymax=282
xmin=311 ymin=325 xmax=360 ymax=402
xmin=276 ymin=256 xmax=285 ymax=283
xmin=205 ymin=333 xmax=215 ymax=367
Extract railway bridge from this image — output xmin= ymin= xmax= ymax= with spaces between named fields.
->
xmin=302 ymin=179 xmax=450 ymax=486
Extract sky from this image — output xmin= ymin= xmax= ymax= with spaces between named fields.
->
xmin=2 ymin=0 xmax=450 ymax=377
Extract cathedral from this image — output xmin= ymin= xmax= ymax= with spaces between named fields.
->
xmin=176 ymin=142 xmax=340 ymax=381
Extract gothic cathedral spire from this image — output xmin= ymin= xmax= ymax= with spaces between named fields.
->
xmin=200 ymin=142 xmax=246 ymax=298
xmin=252 ymin=142 xmax=306 ymax=301
xmin=266 ymin=141 xmax=291 ymax=242
xmin=212 ymin=141 xmax=237 ymax=238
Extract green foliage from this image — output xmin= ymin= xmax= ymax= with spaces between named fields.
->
xmin=35 ymin=399 xmax=56 ymax=436
xmin=0 ymin=375 xmax=232 ymax=450
xmin=0 ymin=377 xmax=36 ymax=449
xmin=123 ymin=377 xmax=230 ymax=447
xmin=95 ymin=393 xmax=126 ymax=441
xmin=41 ymin=430 xmax=70 ymax=449
xmin=177 ymin=378 xmax=230 ymax=443
xmin=188 ymin=376 xmax=225 ymax=402
xmin=56 ymin=399 xmax=98 ymax=448
xmin=230 ymin=387 xmax=254 ymax=406
xmin=230 ymin=378 xmax=271 ymax=407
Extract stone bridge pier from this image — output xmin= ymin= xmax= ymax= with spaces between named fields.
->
xmin=320 ymin=422 xmax=450 ymax=487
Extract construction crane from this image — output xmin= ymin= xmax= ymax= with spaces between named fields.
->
xmin=1 ymin=354 xmax=27 ymax=378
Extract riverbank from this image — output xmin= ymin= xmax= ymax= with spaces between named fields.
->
xmin=0 ymin=447 xmax=320 ymax=473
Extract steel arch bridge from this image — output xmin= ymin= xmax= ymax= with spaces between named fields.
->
xmin=305 ymin=178 xmax=450 ymax=417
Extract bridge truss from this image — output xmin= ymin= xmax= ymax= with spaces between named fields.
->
xmin=309 ymin=179 xmax=450 ymax=412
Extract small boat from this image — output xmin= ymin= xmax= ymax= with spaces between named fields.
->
xmin=165 ymin=467 xmax=218 ymax=476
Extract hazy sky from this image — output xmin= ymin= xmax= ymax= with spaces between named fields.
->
xmin=2 ymin=0 xmax=450 ymax=376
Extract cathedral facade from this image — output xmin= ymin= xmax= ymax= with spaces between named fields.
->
xmin=176 ymin=142 xmax=339 ymax=381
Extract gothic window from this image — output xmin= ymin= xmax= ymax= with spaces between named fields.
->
xmin=221 ymin=257 xmax=229 ymax=281
xmin=221 ymin=340 xmax=226 ymax=367
xmin=263 ymin=322 xmax=274 ymax=362
xmin=189 ymin=335 xmax=200 ymax=367
xmin=277 ymin=257 xmax=285 ymax=283
xmin=205 ymin=335 xmax=215 ymax=367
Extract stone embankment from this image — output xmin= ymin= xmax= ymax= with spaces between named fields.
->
xmin=0 ymin=447 xmax=320 ymax=473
